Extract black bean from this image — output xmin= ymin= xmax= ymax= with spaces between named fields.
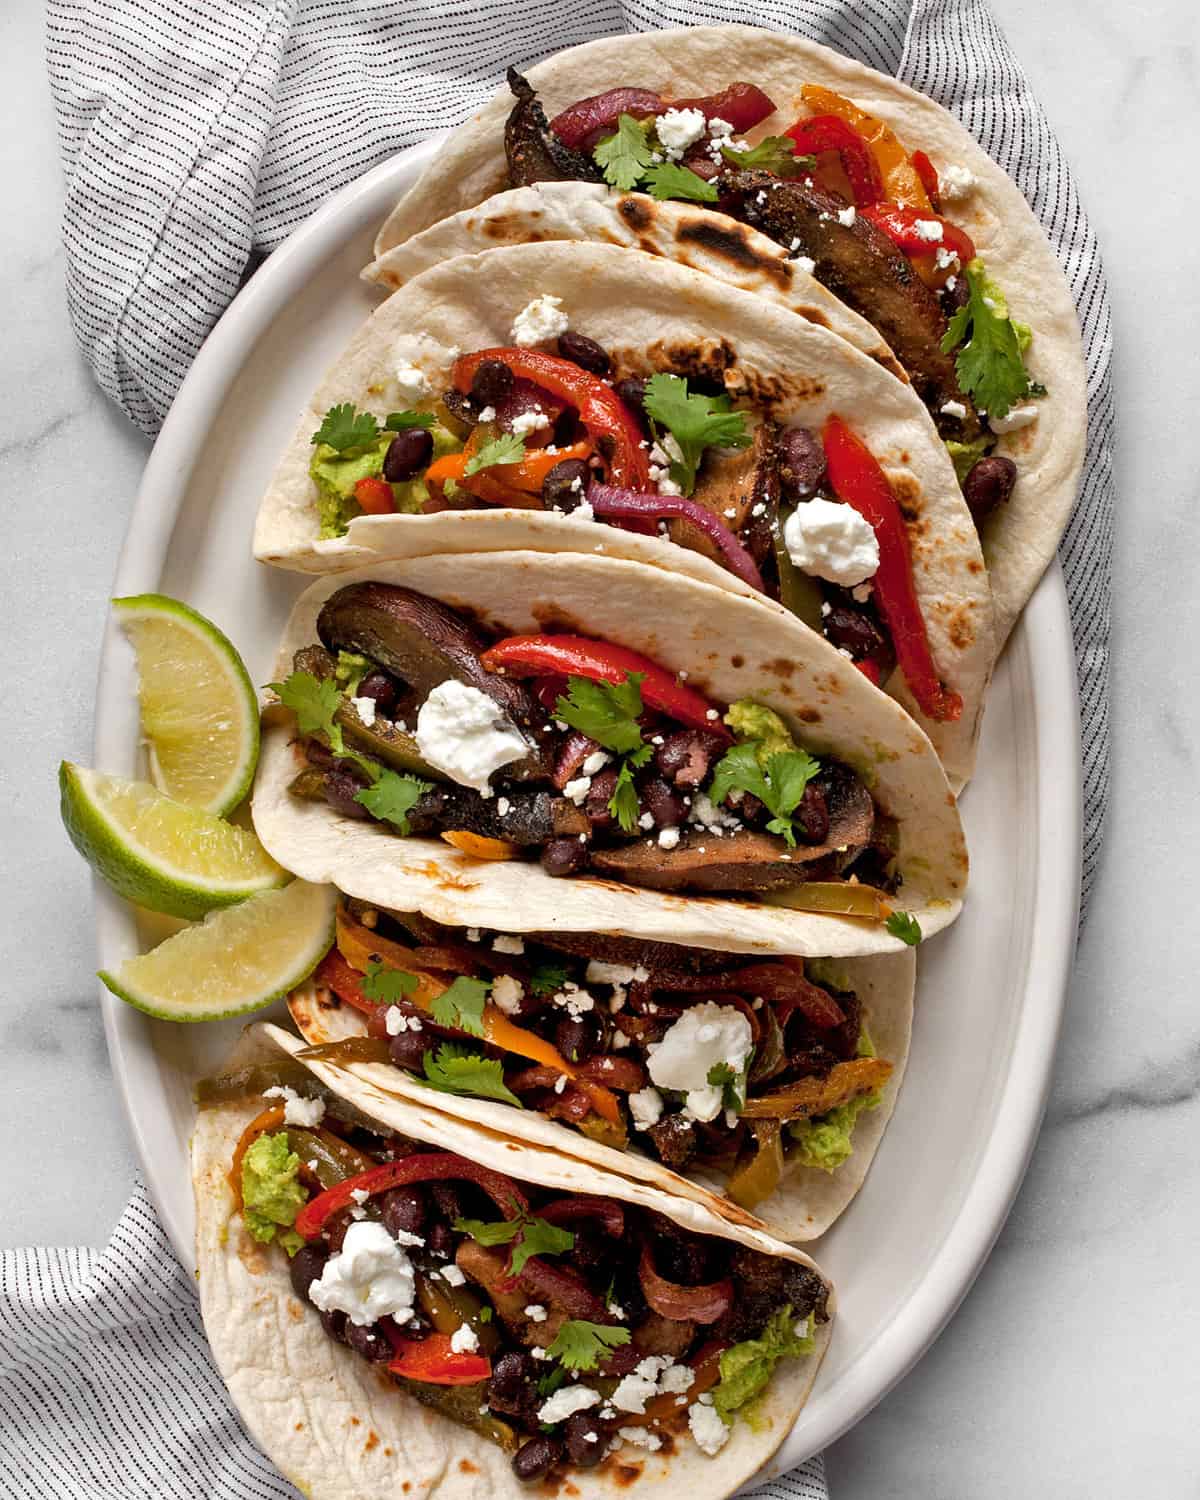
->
xmin=346 ymin=1321 xmax=393 ymax=1362
xmin=613 ymin=377 xmax=649 ymax=428
xmin=640 ymin=777 xmax=686 ymax=829
xmin=426 ymin=1222 xmax=455 ymax=1259
xmin=777 ymin=426 xmax=827 ymax=501
xmin=470 ymin=359 xmax=514 ymax=407
xmin=541 ymin=836 xmax=589 ymax=877
xmin=388 ymin=1028 xmax=430 ymax=1071
xmin=583 ymin=767 xmax=619 ymax=830
xmin=542 ymin=458 xmax=591 ymax=513
xmin=430 ymin=1182 xmax=467 ymax=1223
xmin=564 ymin=1412 xmax=608 ymax=1467
xmin=654 ymin=729 xmax=726 ymax=788
xmin=380 ymin=1185 xmax=427 ymax=1239
xmin=319 ymin=1308 xmax=349 ymax=1344
xmin=556 ymin=330 xmax=611 ymax=376
xmin=325 ymin=764 xmax=371 ymax=819
xmin=793 ymin=783 xmax=830 ymax=844
xmin=487 ymin=1351 xmax=538 ymax=1420
xmin=961 ymin=454 xmax=1017 ymax=528
xmin=356 ymin=670 xmax=399 ymax=715
xmin=512 ymin=1435 xmax=563 ymax=1484
xmin=383 ymin=427 xmax=434 ymax=483
xmin=289 ymin=1245 xmax=327 ymax=1304
xmin=554 ymin=1010 xmax=602 ymax=1064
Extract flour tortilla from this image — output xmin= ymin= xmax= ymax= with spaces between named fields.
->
xmin=192 ymin=1024 xmax=834 ymax=1500
xmin=251 ymin=551 xmax=967 ymax=957
xmin=254 ymin=241 xmax=993 ymax=786
xmin=287 ymin=946 xmax=913 ymax=1242
xmin=371 ymin=25 xmax=1086 ymax=647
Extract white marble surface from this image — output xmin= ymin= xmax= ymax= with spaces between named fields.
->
xmin=2 ymin=0 xmax=1197 ymax=1494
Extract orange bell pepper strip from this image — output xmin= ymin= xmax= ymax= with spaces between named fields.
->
xmin=800 ymin=84 xmax=932 ymax=209
xmin=353 ymin=475 xmax=397 ymax=514
xmin=425 ymin=439 xmax=592 ymax=509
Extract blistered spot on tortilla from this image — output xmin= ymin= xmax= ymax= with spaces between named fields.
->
xmin=798 ymin=706 xmax=821 ymax=723
xmin=317 ymin=987 xmax=342 ymax=1011
xmin=235 ymin=1228 xmax=270 ymax=1277
xmin=764 ymin=656 xmax=795 ymax=680
xmin=458 ymin=1458 xmax=477 ymax=1474
xmin=287 ymin=1299 xmax=304 ymax=1322
xmin=613 ymin=1463 xmax=644 ymax=1486
xmin=967 ymin=558 xmax=984 ymax=574
xmin=295 ymin=1422 xmax=304 ymax=1432
xmin=795 ymin=304 xmax=829 ymax=327
xmin=563 ymin=1484 xmax=581 ymax=1497
xmin=889 ymin=472 xmax=923 ymax=521
xmin=366 ymin=1432 xmax=380 ymax=1453
xmin=350 ymin=1416 xmax=361 ymax=1427
xmin=402 ymin=1481 xmax=411 ymax=1492
xmin=531 ymin=606 xmax=590 ymax=635
xmin=814 ymin=671 xmax=845 ymax=697
xmin=731 ymin=653 xmax=745 ymax=668
xmin=636 ymin=237 xmax=664 ymax=258
xmin=617 ymin=196 xmax=653 ymax=232
xmin=619 ymin=337 xmax=738 ymax=391
xmin=675 ymin=217 xmax=793 ymax=289
xmin=384 ymin=1447 xmax=394 ymax=1458
xmin=946 ymin=604 xmax=976 ymax=651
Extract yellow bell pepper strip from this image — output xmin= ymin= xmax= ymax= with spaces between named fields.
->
xmin=799 ymin=84 xmax=932 ymax=209
xmin=765 ymin=880 xmax=893 ymax=920
xmin=726 ymin=1120 xmax=785 ymax=1209
xmin=741 ymin=1057 xmax=894 ymax=1121
xmin=440 ymin=830 xmax=523 ymax=860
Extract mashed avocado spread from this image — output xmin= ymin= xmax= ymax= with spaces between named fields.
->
xmin=310 ymin=421 xmax=460 ymax=538
xmin=241 ymin=1131 xmax=306 ymax=1255
xmin=724 ymin=701 xmax=800 ymax=764
xmin=712 ymin=1306 xmax=816 ymax=1423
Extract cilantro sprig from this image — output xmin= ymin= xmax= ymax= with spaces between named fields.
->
xmin=361 ymin=960 xmax=419 ymax=1005
xmin=270 ymin=668 xmax=432 ymax=834
xmin=708 ymin=741 xmax=822 ymax=848
xmin=643 ymin=163 xmax=718 ymax=202
xmin=885 ymin=911 xmax=922 ymax=946
xmin=454 ymin=1212 xmax=575 ymax=1277
xmin=464 ymin=431 xmax=526 ymax=476
xmin=940 ymin=259 xmax=1036 ymax=420
xmin=642 ymin=373 xmax=752 ymax=495
xmin=545 ymin=1320 xmax=632 ymax=1373
xmin=430 ymin=976 xmax=492 ymax=1038
xmin=594 ymin=113 xmax=722 ymax=204
xmin=529 ymin=962 xmax=570 ymax=999
xmin=421 ymin=1042 xmax=521 ymax=1106
xmin=555 ymin=673 xmax=653 ymax=834
xmin=707 ymin=1060 xmax=747 ymax=1114
xmin=721 ymin=137 xmax=815 ymax=176
xmin=311 ymin=403 xmax=433 ymax=453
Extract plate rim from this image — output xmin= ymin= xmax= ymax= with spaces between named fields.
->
xmin=88 ymin=137 xmax=1082 ymax=1470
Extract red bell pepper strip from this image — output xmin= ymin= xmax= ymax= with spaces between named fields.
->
xmin=783 ymin=115 xmax=883 ymax=204
xmin=453 ymin=349 xmax=651 ymax=490
xmin=549 ymin=88 xmax=665 ymax=149
xmin=479 ymin=635 xmax=731 ymax=739
xmin=822 ymin=415 xmax=962 ymax=723
xmin=858 ymin=203 xmax=975 ymax=264
xmin=295 ymin=1153 xmax=527 ymax=1240
xmin=354 ymin=476 xmax=396 ymax=515
xmin=314 ymin=950 xmax=380 ymax=1018
xmin=670 ymin=82 xmax=776 ymax=133
xmin=910 ymin=150 xmax=940 ymax=204
xmin=384 ymin=1328 xmax=492 ymax=1386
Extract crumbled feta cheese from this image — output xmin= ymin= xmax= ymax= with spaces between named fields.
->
xmin=688 ymin=792 xmax=742 ymax=835
xmin=706 ymin=117 xmax=734 ymax=140
xmin=496 ymin=797 xmax=511 ymax=817
xmin=309 ymin=1221 xmax=417 ymax=1327
xmin=569 ymin=475 xmax=584 ymax=493
xmin=837 ymin=205 xmax=856 ymax=227
xmin=688 ymin=1399 xmax=731 ymax=1456
xmin=384 ymin=1006 xmax=422 ymax=1036
xmin=782 ymin=497 xmax=880 ymax=587
xmin=351 ymin=695 xmax=377 ymax=728
xmin=989 ymin=403 xmax=1039 ymax=434
xmin=793 ymin=254 xmax=816 ymax=274
xmin=395 ymin=363 xmax=431 ymax=403
xmin=414 ymin=680 xmax=528 ymax=793
xmin=510 ymin=409 xmax=550 ymax=436
xmin=538 ymin=1384 xmax=601 ymax=1423
xmin=263 ymin=1086 xmax=325 ymax=1129
xmin=439 ymin=1264 xmax=466 ymax=1287
xmin=524 ymin=1304 xmax=548 ymax=1323
xmin=492 ymin=974 xmax=525 ymax=1016
xmin=581 ymin=750 xmax=610 ymax=776
xmin=530 ymin=1346 xmax=548 ymax=1360
xmin=450 ymin=1323 xmax=480 ymax=1354
xmin=510 ymin=295 xmax=569 ymax=346
xmin=909 ymin=217 xmax=943 ymax=243
xmin=492 ymin=934 xmax=525 ymax=955
xmin=618 ymin=1427 xmax=663 ymax=1452
xmin=629 ymin=1086 xmax=664 ymax=1131
xmin=611 ymin=1369 xmax=660 ymax=1415
xmin=660 ymin=1364 xmax=695 ymax=1395
xmin=349 ymin=1187 xmax=370 ymax=1206
xmin=647 ymin=1003 xmax=753 ymax=1123
xmin=574 ymin=499 xmax=595 ymax=521
xmin=934 ymin=245 xmax=959 ymax=271
xmin=466 ymin=929 xmax=481 ymax=942
xmin=656 ymin=107 xmax=707 ymax=157
xmin=476 ymin=405 xmax=496 ymax=422
xmin=939 ymin=400 xmax=968 ymax=420
xmin=938 ymin=163 xmax=976 ymax=201
xmin=554 ymin=1074 xmax=568 ymax=1094
xmin=638 ymin=811 xmax=654 ymax=830
xmin=553 ymin=983 xmax=595 ymax=1017
xmin=608 ymin=1301 xmax=626 ymax=1320
xmin=563 ymin=775 xmax=593 ymax=805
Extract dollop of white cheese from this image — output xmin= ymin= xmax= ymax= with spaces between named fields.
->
xmin=655 ymin=107 xmax=707 ymax=157
xmin=414 ymin=680 xmax=528 ymax=794
xmin=628 ymin=1086 xmax=664 ymax=1131
xmin=538 ymin=1384 xmax=602 ymax=1424
xmin=309 ymin=1221 xmax=417 ymax=1326
xmin=911 ymin=218 xmax=944 ymax=242
xmin=647 ymin=1003 xmax=753 ymax=1123
xmin=688 ymin=1397 xmax=731 ymax=1456
xmin=395 ymin=362 xmax=432 ymax=403
xmin=510 ymin=409 xmax=550 ymax=436
xmin=938 ymin=163 xmax=976 ymax=201
xmin=511 ymin=295 xmax=569 ymax=347
xmin=491 ymin=974 xmax=525 ymax=1015
xmin=782 ymin=498 xmax=880 ymax=587
xmin=492 ymin=934 xmax=525 ymax=955
xmin=837 ymin=205 xmax=857 ymax=227
xmin=351 ymin=695 xmax=377 ymax=728
xmin=263 ymin=1085 xmax=325 ymax=1129
xmin=989 ymin=403 xmax=1039 ymax=434
xmin=450 ymin=1322 xmax=480 ymax=1354
xmin=939 ymin=400 xmax=968 ymax=421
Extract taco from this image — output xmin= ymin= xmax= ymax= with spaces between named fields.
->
xmin=367 ymin=25 xmax=1086 ymax=646
xmin=193 ymin=1023 xmax=835 ymax=1497
xmin=251 ymin=550 xmax=967 ymax=956
xmin=254 ymin=241 xmax=993 ymax=785
xmin=286 ymin=896 xmax=914 ymax=1241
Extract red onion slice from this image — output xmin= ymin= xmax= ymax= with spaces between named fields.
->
xmin=538 ymin=1195 xmax=626 ymax=1238
xmin=587 ymin=484 xmax=765 ymax=592
xmin=638 ymin=1243 xmax=733 ymax=1325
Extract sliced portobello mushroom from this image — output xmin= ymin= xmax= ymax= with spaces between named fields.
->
xmin=668 ymin=422 xmax=777 ymax=567
xmin=504 ymin=68 xmax=603 ymax=189
xmin=406 ymin=784 xmax=590 ymax=845
xmin=316 ymin=582 xmax=549 ymax=780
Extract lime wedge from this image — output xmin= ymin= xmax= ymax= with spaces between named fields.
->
xmin=60 ymin=761 xmax=286 ymax=919
xmin=100 ymin=880 xmax=335 ymax=1021
xmin=113 ymin=593 xmax=260 ymax=815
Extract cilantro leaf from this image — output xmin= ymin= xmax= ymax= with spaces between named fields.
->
xmin=608 ymin=744 xmax=652 ymax=834
xmin=940 ymin=258 xmax=1034 ymax=419
xmin=721 ymin=137 xmax=815 ymax=176
xmin=708 ymin=1059 xmax=747 ymax=1113
xmin=537 ymin=1365 xmax=568 ymax=1398
xmin=885 ymin=911 xmax=922 ymax=946
xmin=430 ymin=975 xmax=491 ymax=1038
xmin=454 ymin=1213 xmax=575 ymax=1277
xmin=269 ymin=671 xmax=345 ymax=753
xmin=355 ymin=770 xmax=431 ymax=834
xmin=642 ymin=163 xmax=718 ymax=203
xmin=555 ymin=674 xmax=646 ymax=755
xmin=642 ymin=373 xmax=752 ymax=495
xmin=385 ymin=410 xmax=437 ymax=430
xmin=312 ymin=403 xmax=380 ymax=453
xmin=422 ymin=1043 xmax=522 ymax=1106
xmin=593 ymin=114 xmax=655 ymax=191
xmin=545 ymin=1320 xmax=632 ymax=1373
xmin=361 ymin=960 xmax=419 ymax=1005
xmin=708 ymin=742 xmax=821 ymax=848
xmin=529 ymin=962 xmax=570 ymax=999
xmin=464 ymin=431 xmax=526 ymax=475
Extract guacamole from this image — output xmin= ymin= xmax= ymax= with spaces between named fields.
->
xmin=788 ymin=1026 xmax=882 ymax=1172
xmin=241 ymin=1131 xmax=306 ymax=1255
xmin=310 ymin=422 xmax=461 ymax=538
xmin=725 ymin=700 xmax=801 ymax=765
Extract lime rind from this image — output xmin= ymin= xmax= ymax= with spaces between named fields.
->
xmin=113 ymin=593 xmax=260 ymax=816
xmin=99 ymin=881 xmax=336 ymax=1022
xmin=60 ymin=761 xmax=286 ymax=920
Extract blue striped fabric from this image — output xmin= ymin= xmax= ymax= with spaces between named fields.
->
xmin=28 ymin=3 xmax=1112 ymax=1496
